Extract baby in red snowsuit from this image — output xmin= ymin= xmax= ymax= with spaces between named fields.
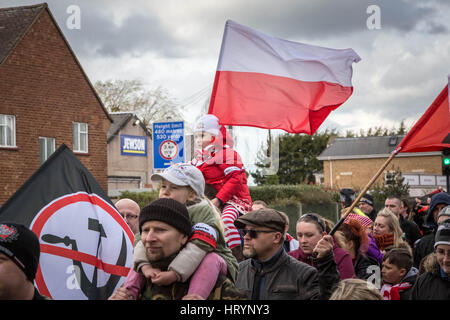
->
xmin=191 ymin=114 xmax=252 ymax=261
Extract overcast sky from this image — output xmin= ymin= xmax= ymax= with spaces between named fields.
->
xmin=3 ymin=0 xmax=450 ymax=180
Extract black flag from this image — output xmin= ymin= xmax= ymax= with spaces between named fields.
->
xmin=0 ymin=144 xmax=134 ymax=300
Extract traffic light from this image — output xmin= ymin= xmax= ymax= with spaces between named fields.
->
xmin=443 ymin=148 xmax=450 ymax=175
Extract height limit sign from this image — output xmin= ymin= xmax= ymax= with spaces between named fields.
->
xmin=152 ymin=121 xmax=185 ymax=171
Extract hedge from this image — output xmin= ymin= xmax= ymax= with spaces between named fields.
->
xmin=118 ymin=190 xmax=159 ymax=209
xmin=117 ymin=185 xmax=339 ymax=227
xmin=117 ymin=185 xmax=338 ymax=208
xmin=249 ymin=184 xmax=337 ymax=205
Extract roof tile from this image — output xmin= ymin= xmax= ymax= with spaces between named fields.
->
xmin=0 ymin=3 xmax=46 ymax=65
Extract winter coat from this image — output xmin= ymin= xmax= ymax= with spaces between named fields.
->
xmin=413 ymin=193 xmax=450 ymax=268
xmin=381 ymin=267 xmax=418 ymax=300
xmin=353 ymin=253 xmax=380 ymax=281
xmin=413 ymin=232 xmax=435 ymax=269
xmin=185 ymin=199 xmax=239 ymax=282
xmin=140 ymin=268 xmax=245 ymax=300
xmin=289 ymin=240 xmax=355 ymax=280
xmin=367 ymin=208 xmax=378 ymax=222
xmin=236 ymin=248 xmax=339 ymax=300
xmin=424 ymin=192 xmax=450 ymax=229
xmin=400 ymin=215 xmax=422 ymax=249
xmin=367 ymin=233 xmax=384 ymax=266
xmin=410 ymin=263 xmax=450 ymax=300
xmin=190 ymin=126 xmax=252 ymax=213
xmin=399 ymin=267 xmax=419 ymax=300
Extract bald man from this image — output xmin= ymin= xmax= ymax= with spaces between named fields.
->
xmin=115 ymin=198 xmax=141 ymax=235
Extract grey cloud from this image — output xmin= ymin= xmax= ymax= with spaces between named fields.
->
xmin=47 ymin=2 xmax=182 ymax=58
xmin=67 ymin=13 xmax=182 ymax=58
xmin=0 ymin=0 xmax=184 ymax=58
xmin=423 ymin=21 xmax=448 ymax=34
xmin=202 ymin=0 xmax=444 ymax=41
xmin=2 ymin=0 xmax=445 ymax=60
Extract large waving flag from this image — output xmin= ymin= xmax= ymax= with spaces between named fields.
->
xmin=0 ymin=144 xmax=134 ymax=300
xmin=396 ymin=78 xmax=450 ymax=153
xmin=208 ymin=20 xmax=361 ymax=134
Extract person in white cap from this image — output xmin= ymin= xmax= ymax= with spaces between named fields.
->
xmin=121 ymin=163 xmax=239 ymax=300
xmin=191 ymin=114 xmax=252 ymax=262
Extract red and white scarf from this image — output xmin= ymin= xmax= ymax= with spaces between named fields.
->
xmin=380 ymin=282 xmax=412 ymax=300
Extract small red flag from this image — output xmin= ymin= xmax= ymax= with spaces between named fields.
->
xmin=396 ymin=80 xmax=450 ymax=153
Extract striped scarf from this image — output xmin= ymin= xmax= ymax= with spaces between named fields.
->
xmin=380 ymin=282 xmax=412 ymax=300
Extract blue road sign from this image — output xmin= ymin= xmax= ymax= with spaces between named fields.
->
xmin=152 ymin=121 xmax=185 ymax=171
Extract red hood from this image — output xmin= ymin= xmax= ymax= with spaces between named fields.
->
xmin=213 ymin=125 xmax=235 ymax=148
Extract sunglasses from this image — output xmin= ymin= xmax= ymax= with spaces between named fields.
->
xmin=299 ymin=213 xmax=326 ymax=232
xmin=241 ymin=229 xmax=277 ymax=239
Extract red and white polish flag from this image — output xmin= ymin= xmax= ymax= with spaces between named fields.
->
xmin=208 ymin=20 xmax=361 ymax=134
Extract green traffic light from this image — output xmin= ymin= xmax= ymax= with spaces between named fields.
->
xmin=445 ymin=158 xmax=450 ymax=166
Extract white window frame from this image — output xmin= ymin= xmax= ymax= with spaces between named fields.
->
xmin=0 ymin=114 xmax=16 ymax=147
xmin=72 ymin=122 xmax=88 ymax=153
xmin=39 ymin=136 xmax=55 ymax=165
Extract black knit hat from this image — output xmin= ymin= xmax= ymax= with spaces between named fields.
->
xmin=0 ymin=222 xmax=40 ymax=281
xmin=139 ymin=198 xmax=191 ymax=236
xmin=359 ymin=193 xmax=374 ymax=207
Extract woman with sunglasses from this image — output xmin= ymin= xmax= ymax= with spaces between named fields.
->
xmin=289 ymin=213 xmax=355 ymax=280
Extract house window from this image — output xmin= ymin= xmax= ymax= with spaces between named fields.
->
xmin=73 ymin=122 xmax=88 ymax=153
xmin=39 ymin=137 xmax=55 ymax=165
xmin=0 ymin=114 xmax=16 ymax=147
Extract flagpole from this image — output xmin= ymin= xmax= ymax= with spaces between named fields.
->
xmin=329 ymin=148 xmax=400 ymax=236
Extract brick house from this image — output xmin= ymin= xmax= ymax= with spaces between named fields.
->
xmin=0 ymin=3 xmax=112 ymax=206
xmin=107 ymin=112 xmax=153 ymax=194
xmin=317 ymin=135 xmax=446 ymax=196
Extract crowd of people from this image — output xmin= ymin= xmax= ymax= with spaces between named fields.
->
xmin=1 ymin=114 xmax=449 ymax=301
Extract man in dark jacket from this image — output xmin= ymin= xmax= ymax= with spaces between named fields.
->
xmin=385 ymin=196 xmax=422 ymax=248
xmin=413 ymin=193 xmax=450 ymax=268
xmin=234 ymin=208 xmax=340 ymax=300
xmin=410 ymin=221 xmax=450 ymax=300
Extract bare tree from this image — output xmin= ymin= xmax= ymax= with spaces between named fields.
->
xmin=94 ymin=79 xmax=184 ymax=127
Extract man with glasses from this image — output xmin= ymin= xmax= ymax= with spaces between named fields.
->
xmin=115 ymin=198 xmax=141 ymax=235
xmin=234 ymin=208 xmax=338 ymax=300
xmin=410 ymin=220 xmax=450 ymax=299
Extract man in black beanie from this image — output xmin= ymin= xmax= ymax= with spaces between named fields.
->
xmin=0 ymin=222 xmax=48 ymax=300
xmin=358 ymin=193 xmax=377 ymax=221
xmin=138 ymin=198 xmax=192 ymax=266
xmin=109 ymin=198 xmax=245 ymax=300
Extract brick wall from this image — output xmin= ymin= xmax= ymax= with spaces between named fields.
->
xmin=322 ymin=155 xmax=442 ymax=189
xmin=0 ymin=10 xmax=110 ymax=206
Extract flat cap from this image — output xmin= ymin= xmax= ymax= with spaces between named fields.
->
xmin=234 ymin=208 xmax=287 ymax=233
